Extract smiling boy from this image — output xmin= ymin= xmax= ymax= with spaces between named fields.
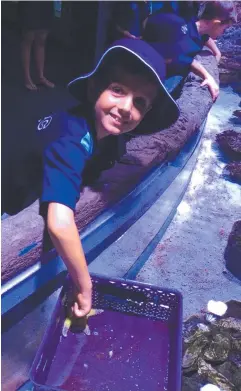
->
xmin=40 ymin=39 xmax=179 ymax=318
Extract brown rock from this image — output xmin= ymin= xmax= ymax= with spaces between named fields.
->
xmin=198 ymin=358 xmax=235 ymax=390
xmin=224 ymin=162 xmax=241 ymax=182
xmin=218 ymin=2 xmax=241 ymax=84
xmin=182 ymin=376 xmax=201 ymax=391
xmin=216 ymin=130 xmax=241 ymax=160
xmin=224 ymin=220 xmax=241 ymax=280
xmin=233 ymin=110 xmax=241 ymax=119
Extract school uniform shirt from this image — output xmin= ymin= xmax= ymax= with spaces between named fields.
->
xmin=38 ymin=107 xmax=125 ymax=216
xmin=187 ymin=17 xmax=210 ymax=50
xmin=167 ymin=18 xmax=210 ymax=77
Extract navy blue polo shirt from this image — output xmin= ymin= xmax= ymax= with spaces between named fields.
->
xmin=38 ymin=109 xmax=96 ymax=214
xmin=187 ymin=17 xmax=209 ymax=50
xmin=167 ymin=18 xmax=209 ymax=77
xmin=38 ymin=107 xmax=126 ymax=216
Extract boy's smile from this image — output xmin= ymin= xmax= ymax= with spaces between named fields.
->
xmin=93 ymin=71 xmax=158 ymax=139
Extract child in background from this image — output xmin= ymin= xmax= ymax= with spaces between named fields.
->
xmin=39 ymin=38 xmax=179 ymax=318
xmin=193 ymin=1 xmax=237 ymax=64
xmin=143 ymin=2 xmax=237 ymax=101
xmin=109 ymin=1 xmax=152 ymax=41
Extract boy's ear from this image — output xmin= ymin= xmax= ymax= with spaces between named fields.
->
xmin=211 ymin=19 xmax=222 ymax=25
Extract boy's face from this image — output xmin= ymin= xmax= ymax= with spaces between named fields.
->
xmin=92 ymin=69 xmax=158 ymax=139
xmin=207 ymin=19 xmax=232 ymax=39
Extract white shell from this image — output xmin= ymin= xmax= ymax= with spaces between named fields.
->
xmin=200 ymin=385 xmax=221 ymax=391
xmin=207 ymin=300 xmax=228 ymax=316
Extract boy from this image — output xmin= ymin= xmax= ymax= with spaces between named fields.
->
xmin=39 ymin=38 xmax=179 ymax=318
xmin=188 ymin=1 xmax=237 ymax=63
xmin=143 ymin=1 xmax=237 ymax=101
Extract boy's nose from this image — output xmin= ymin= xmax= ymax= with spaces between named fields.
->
xmin=118 ymin=96 xmax=133 ymax=115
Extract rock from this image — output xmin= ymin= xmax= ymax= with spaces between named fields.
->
xmin=233 ymin=110 xmax=241 ymax=119
xmin=223 ymin=162 xmax=241 ymax=183
xmin=183 ymin=315 xmax=206 ymax=340
xmin=182 ymin=302 xmax=241 ymax=390
xmin=216 ymin=361 xmax=238 ymax=385
xmin=229 ymin=351 xmax=241 ymax=368
xmin=224 ymin=221 xmax=241 ymax=280
xmin=184 ymin=323 xmax=211 ymax=346
xmin=217 ymin=317 xmax=241 ymax=334
xmin=203 ymin=334 xmax=231 ymax=363
xmin=182 ymin=375 xmax=201 ymax=391
xmin=225 ymin=300 xmax=241 ymax=319
xmin=217 ymin=359 xmax=241 ymax=389
xmin=183 ymin=334 xmax=210 ymax=373
xmin=216 ymin=130 xmax=241 ymax=160
xmin=218 ymin=2 xmax=241 ymax=84
xmin=198 ymin=359 xmax=235 ymax=391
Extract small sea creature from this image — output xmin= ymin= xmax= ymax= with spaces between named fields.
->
xmin=62 ymin=317 xmax=72 ymax=337
xmin=62 ymin=309 xmax=104 ymax=337
xmin=206 ymin=314 xmax=217 ymax=324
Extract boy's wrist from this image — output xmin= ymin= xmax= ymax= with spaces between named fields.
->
xmin=75 ymin=272 xmax=92 ymax=293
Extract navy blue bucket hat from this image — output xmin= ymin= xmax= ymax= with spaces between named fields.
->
xmin=143 ymin=13 xmax=200 ymax=63
xmin=68 ymin=38 xmax=180 ymax=133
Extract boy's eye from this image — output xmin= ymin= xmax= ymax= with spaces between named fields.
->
xmin=110 ymin=84 xmax=124 ymax=94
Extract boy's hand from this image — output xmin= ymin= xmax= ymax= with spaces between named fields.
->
xmin=72 ymin=284 xmax=92 ymax=318
xmin=201 ymin=76 xmax=219 ymax=101
xmin=123 ymin=30 xmax=141 ymax=40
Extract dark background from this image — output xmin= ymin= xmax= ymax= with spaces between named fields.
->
xmin=1 ymin=1 xmax=100 ymax=215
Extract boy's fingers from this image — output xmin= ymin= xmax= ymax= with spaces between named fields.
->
xmin=72 ymin=302 xmax=90 ymax=318
xmin=201 ymin=80 xmax=207 ymax=87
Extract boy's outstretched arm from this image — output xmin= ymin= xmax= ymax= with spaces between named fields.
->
xmin=191 ymin=59 xmax=219 ymax=101
xmin=116 ymin=24 xmax=140 ymax=39
xmin=47 ymin=202 xmax=92 ymax=318
xmin=205 ymin=37 xmax=222 ymax=63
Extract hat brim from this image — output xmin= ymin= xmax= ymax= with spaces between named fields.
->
xmin=68 ymin=44 xmax=180 ymax=133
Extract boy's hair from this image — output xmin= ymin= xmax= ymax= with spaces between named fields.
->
xmin=199 ymin=1 xmax=237 ymax=23
xmin=93 ymin=50 xmax=159 ymax=91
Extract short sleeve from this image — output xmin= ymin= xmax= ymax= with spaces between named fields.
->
xmin=40 ymin=134 xmax=91 ymax=213
xmin=167 ymin=55 xmax=193 ymax=77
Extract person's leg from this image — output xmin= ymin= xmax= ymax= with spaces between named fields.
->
xmin=21 ymin=30 xmax=37 ymax=90
xmin=34 ymin=29 xmax=54 ymax=88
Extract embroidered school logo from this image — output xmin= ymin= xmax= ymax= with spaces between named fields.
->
xmin=181 ymin=24 xmax=188 ymax=35
xmin=37 ymin=116 xmax=53 ymax=131
xmin=80 ymin=132 xmax=93 ymax=154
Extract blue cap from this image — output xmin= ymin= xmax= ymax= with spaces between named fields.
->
xmin=143 ymin=13 xmax=200 ymax=62
xmin=68 ymin=38 xmax=180 ymax=133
